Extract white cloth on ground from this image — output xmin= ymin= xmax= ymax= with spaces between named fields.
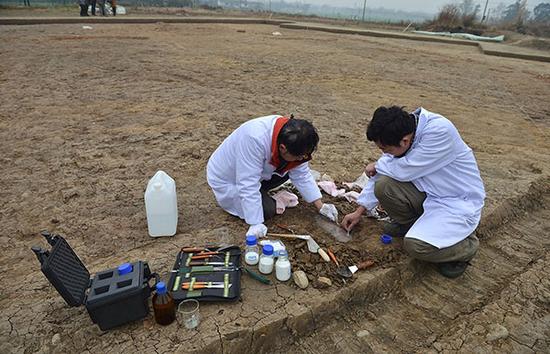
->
xmin=247 ymin=223 xmax=268 ymax=238
xmin=272 ymin=190 xmax=299 ymax=214
xmin=318 ymin=181 xmax=346 ymax=197
xmin=343 ymin=172 xmax=370 ymax=189
xmin=317 ymin=180 xmax=360 ymax=204
xmin=343 ymin=191 xmax=360 ymax=203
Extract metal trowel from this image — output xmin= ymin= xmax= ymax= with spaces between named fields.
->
xmin=314 ymin=215 xmax=352 ymax=243
xmin=267 ymin=233 xmax=331 ymax=262
xmin=337 ymin=260 xmax=375 ymax=278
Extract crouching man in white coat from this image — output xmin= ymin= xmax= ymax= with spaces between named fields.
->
xmin=342 ymin=106 xmax=485 ymax=278
xmin=207 ymin=114 xmax=338 ymax=238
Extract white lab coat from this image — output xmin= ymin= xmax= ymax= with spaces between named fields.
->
xmin=206 ymin=115 xmax=322 ymax=225
xmin=357 ymin=108 xmax=485 ymax=248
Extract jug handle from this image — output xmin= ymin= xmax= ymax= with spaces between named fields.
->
xmin=146 ymin=272 xmax=160 ymax=293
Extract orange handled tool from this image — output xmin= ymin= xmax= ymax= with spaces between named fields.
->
xmin=327 ymin=248 xmax=340 ymax=267
xmin=191 ymin=251 xmax=220 ymax=256
xmin=190 ymin=251 xmax=238 ymax=260
xmin=181 ymin=247 xmax=208 ymax=253
xmin=182 ymin=283 xmax=231 ymax=290
xmin=190 ymin=254 xmax=220 ymax=260
xmin=337 ymin=259 xmax=375 ymax=278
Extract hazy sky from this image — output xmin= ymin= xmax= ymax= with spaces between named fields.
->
xmin=296 ymin=0 xmax=548 ymax=14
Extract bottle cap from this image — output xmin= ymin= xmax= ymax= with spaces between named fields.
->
xmin=245 ymin=235 xmax=257 ymax=246
xmin=156 ymin=281 xmax=167 ymax=294
xmin=278 ymin=250 xmax=288 ymax=258
xmin=153 ymin=182 xmax=162 ymax=190
xmin=117 ymin=262 xmax=133 ymax=275
xmin=262 ymin=244 xmax=274 ymax=256
xmin=380 ymin=234 xmax=393 ymax=244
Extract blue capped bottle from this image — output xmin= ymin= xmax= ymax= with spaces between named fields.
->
xmin=244 ymin=235 xmax=260 ymax=265
xmin=152 ymin=282 xmax=175 ymax=325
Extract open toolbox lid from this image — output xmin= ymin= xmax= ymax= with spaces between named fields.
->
xmin=31 ymin=231 xmax=90 ymax=307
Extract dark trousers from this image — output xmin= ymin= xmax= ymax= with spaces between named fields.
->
xmin=90 ymin=0 xmax=96 ymax=15
xmin=260 ymin=174 xmax=289 ymax=221
xmin=79 ymin=4 xmax=88 ymax=16
xmin=98 ymin=2 xmax=105 ymax=15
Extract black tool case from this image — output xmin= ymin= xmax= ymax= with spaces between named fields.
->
xmin=31 ymin=231 xmax=157 ymax=331
xmin=168 ymin=245 xmax=241 ymax=302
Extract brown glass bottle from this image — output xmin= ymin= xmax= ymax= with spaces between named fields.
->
xmin=152 ymin=282 xmax=176 ymax=325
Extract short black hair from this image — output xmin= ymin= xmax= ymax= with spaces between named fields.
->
xmin=366 ymin=106 xmax=415 ymax=146
xmin=277 ymin=118 xmax=319 ymax=156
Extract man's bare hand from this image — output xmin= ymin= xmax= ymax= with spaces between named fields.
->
xmin=341 ymin=209 xmax=363 ymax=231
xmin=365 ymin=162 xmax=377 ymax=177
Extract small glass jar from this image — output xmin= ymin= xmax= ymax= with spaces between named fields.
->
xmin=275 ymin=250 xmax=292 ymax=281
xmin=244 ymin=235 xmax=259 ymax=266
xmin=258 ymin=244 xmax=274 ymax=274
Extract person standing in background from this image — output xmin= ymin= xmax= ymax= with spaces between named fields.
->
xmin=97 ymin=0 xmax=105 ymax=16
xmin=79 ymin=0 xmax=89 ymax=16
xmin=89 ymin=0 xmax=97 ymax=15
xmin=108 ymin=0 xmax=117 ymax=16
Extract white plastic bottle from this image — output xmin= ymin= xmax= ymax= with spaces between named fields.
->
xmin=244 ymin=235 xmax=260 ymax=265
xmin=144 ymin=170 xmax=178 ymax=237
xmin=259 ymin=245 xmax=274 ymax=274
xmin=275 ymin=250 xmax=292 ymax=281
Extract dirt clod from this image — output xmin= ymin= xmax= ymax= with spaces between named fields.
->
xmin=51 ymin=334 xmax=61 ymax=345
xmin=314 ymin=277 xmax=332 ymax=288
xmin=486 ymin=324 xmax=509 ymax=341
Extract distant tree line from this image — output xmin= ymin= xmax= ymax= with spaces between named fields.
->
xmin=427 ymin=0 xmax=550 ymax=37
xmin=477 ymin=0 xmax=550 ymax=24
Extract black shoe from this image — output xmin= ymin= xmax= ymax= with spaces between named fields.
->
xmin=383 ymin=221 xmax=413 ymax=237
xmin=437 ymin=261 xmax=469 ymax=278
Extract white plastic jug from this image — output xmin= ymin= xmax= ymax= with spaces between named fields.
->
xmin=144 ymin=170 xmax=178 ymax=237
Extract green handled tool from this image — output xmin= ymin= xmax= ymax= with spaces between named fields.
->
xmin=190 ymin=265 xmax=239 ymax=273
xmin=172 ymin=275 xmax=182 ymax=291
xmin=223 ymin=273 xmax=230 ymax=297
xmin=244 ymin=267 xmax=271 ymax=285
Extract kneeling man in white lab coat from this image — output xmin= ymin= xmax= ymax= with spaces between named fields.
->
xmin=207 ymin=114 xmax=338 ymax=238
xmin=342 ymin=106 xmax=485 ymax=278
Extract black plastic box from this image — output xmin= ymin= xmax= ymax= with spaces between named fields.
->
xmin=32 ymin=231 xmax=157 ymax=331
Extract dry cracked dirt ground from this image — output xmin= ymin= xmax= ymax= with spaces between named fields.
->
xmin=1 ymin=20 xmax=549 ymax=353
xmin=277 ymin=179 xmax=550 ymax=353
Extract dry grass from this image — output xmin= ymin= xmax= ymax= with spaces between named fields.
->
xmin=526 ymin=22 xmax=550 ymax=38
xmin=434 ymin=4 xmax=461 ymax=28
xmin=423 ymin=4 xmax=485 ymax=35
